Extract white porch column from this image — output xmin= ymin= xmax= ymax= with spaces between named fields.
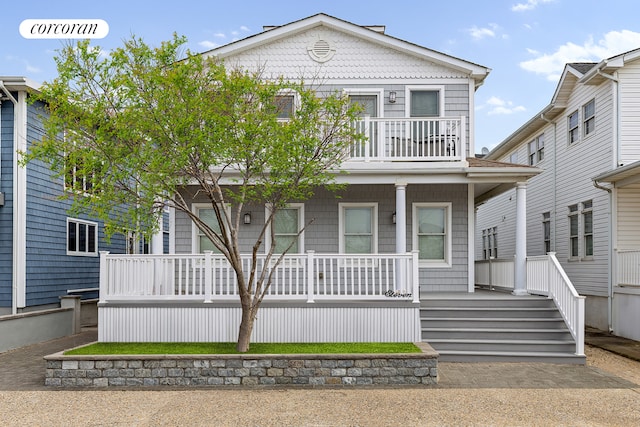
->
xmin=395 ymin=183 xmax=407 ymax=254
xmin=513 ymin=182 xmax=528 ymax=295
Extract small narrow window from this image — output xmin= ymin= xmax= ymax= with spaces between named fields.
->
xmin=568 ymin=205 xmax=579 ymax=258
xmin=583 ymin=200 xmax=593 ymax=257
xmin=482 ymin=227 xmax=498 ymax=259
xmin=583 ymin=100 xmax=595 ymax=137
xmin=542 ymin=212 xmax=551 ymax=254
xmin=568 ymin=111 xmax=579 ymax=144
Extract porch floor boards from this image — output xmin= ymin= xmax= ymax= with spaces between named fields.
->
xmin=419 ymin=289 xmax=586 ymax=364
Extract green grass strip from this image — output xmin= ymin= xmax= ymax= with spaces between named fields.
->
xmin=65 ymin=342 xmax=421 ymax=355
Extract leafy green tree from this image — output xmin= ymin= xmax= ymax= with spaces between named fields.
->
xmin=27 ymin=34 xmax=363 ymax=352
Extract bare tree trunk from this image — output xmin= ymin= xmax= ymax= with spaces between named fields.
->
xmin=236 ymin=298 xmax=256 ymax=352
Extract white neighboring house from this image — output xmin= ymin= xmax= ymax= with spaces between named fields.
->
xmin=476 ymin=48 xmax=640 ymax=341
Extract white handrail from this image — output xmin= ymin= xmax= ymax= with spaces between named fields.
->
xmin=100 ymin=252 xmax=420 ymax=303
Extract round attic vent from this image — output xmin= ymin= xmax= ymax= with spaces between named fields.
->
xmin=307 ymin=38 xmax=335 ymax=63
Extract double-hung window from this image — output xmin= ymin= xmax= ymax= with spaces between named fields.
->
xmin=583 ymin=200 xmax=593 ymax=257
xmin=407 ymin=87 xmax=443 ymax=141
xmin=67 ymin=218 xmax=98 ymax=256
xmin=339 ymin=203 xmax=377 ymax=254
xmin=413 ymin=203 xmax=451 ymax=267
xmin=528 ymin=134 xmax=544 ymax=165
xmin=583 ymin=99 xmax=595 ymax=137
xmin=542 ymin=212 xmax=551 ymax=254
xmin=482 ymin=226 xmax=498 ymax=260
xmin=568 ymin=204 xmax=579 ymax=259
xmin=568 ymin=111 xmax=579 ymax=144
xmin=267 ymin=204 xmax=304 ymax=254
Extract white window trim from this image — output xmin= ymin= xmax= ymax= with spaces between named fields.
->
xmin=191 ymin=203 xmax=231 ymax=253
xmin=405 ymin=85 xmax=445 ymax=117
xmin=66 ymin=218 xmax=98 ymax=257
xmin=264 ymin=203 xmax=305 ymax=254
xmin=412 ymin=202 xmax=452 ymax=268
xmin=568 ymin=204 xmax=579 ymax=260
xmin=275 ymin=89 xmax=299 ymax=122
xmin=568 ymin=110 xmax=579 ymax=145
xmin=342 ymin=88 xmax=384 ymax=118
xmin=583 ymin=99 xmax=595 ymax=138
xmin=338 ymin=202 xmax=378 ymax=254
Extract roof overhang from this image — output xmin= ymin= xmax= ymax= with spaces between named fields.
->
xmin=593 ymin=160 xmax=640 ymax=188
xmin=0 ymin=76 xmax=41 ymax=93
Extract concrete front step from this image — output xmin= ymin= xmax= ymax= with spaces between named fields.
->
xmin=437 ymin=350 xmax=586 ymax=364
xmin=421 ymin=317 xmax=568 ymax=329
xmin=421 ymin=296 xmax=555 ymax=309
xmin=422 ymin=328 xmax=574 ymax=341
xmin=428 ymin=339 xmax=576 ymax=353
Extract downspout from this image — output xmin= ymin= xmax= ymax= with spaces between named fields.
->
xmin=540 ymin=113 xmax=556 ymax=252
xmin=595 ymin=69 xmax=618 ymax=334
xmin=0 ymin=81 xmax=21 ymax=315
xmin=594 ymin=179 xmax=613 ymax=333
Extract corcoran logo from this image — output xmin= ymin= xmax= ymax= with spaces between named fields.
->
xmin=20 ymin=19 xmax=109 ymax=39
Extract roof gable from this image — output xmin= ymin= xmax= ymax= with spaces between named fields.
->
xmin=202 ymin=13 xmax=489 ymax=84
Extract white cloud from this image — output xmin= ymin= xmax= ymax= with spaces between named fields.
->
xmin=479 ymin=96 xmax=527 ymax=115
xmin=213 ymin=32 xmax=226 ymax=38
xmin=520 ymin=30 xmax=640 ymax=81
xmin=512 ymin=0 xmax=555 ymax=12
xmin=198 ymin=40 xmax=218 ymax=50
xmin=240 ymin=26 xmax=250 ymax=32
xmin=468 ymin=23 xmax=501 ymax=41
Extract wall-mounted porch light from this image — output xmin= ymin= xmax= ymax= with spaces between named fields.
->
xmin=392 ymin=212 xmax=396 ymax=224
xmin=388 ymin=91 xmax=396 ymax=103
xmin=244 ymin=212 xmax=252 ymax=224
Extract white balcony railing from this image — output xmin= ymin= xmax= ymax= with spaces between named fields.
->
xmin=350 ymin=117 xmax=464 ymax=162
xmin=99 ymin=251 xmax=421 ymax=304
xmin=475 ymin=253 xmax=585 ymax=356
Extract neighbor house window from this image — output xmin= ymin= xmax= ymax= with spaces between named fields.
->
xmin=482 ymin=226 xmax=498 ymax=260
xmin=266 ymin=204 xmax=304 ymax=253
xmin=568 ymin=204 xmax=579 ymax=258
xmin=583 ymin=200 xmax=593 ymax=257
xmin=192 ymin=204 xmax=229 ymax=253
xmin=413 ymin=203 xmax=451 ymax=266
xmin=339 ymin=203 xmax=378 ymax=254
xmin=64 ymin=155 xmax=97 ymax=194
xmin=528 ymin=134 xmax=544 ymax=165
xmin=542 ymin=211 xmax=551 ymax=254
xmin=67 ymin=218 xmax=98 ymax=256
xmin=509 ymin=152 xmax=519 ymax=164
xmin=568 ymin=111 xmax=579 ymax=144
xmin=583 ymin=99 xmax=595 ymax=137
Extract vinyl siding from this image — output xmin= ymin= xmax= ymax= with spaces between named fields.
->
xmin=616 ymin=184 xmax=640 ymax=250
xmin=618 ymin=61 xmax=640 ymax=165
xmin=175 ymin=183 xmax=469 ymax=292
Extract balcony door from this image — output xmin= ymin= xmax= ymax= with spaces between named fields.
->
xmin=346 ymin=90 xmax=382 ymax=158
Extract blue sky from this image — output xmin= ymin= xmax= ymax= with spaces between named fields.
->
xmin=3 ymin=0 xmax=640 ymax=151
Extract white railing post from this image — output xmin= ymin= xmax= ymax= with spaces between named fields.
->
xmin=204 ymin=251 xmax=213 ymax=303
xmin=411 ymin=250 xmax=420 ymax=303
xmin=306 ymin=250 xmax=315 ymax=303
xmin=364 ymin=115 xmax=370 ymax=162
xmin=576 ymin=295 xmax=586 ymax=355
xmin=99 ymin=251 xmax=110 ymax=303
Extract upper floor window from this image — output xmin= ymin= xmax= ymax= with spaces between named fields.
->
xmin=568 ymin=110 xmax=579 ymax=144
xmin=64 ymin=155 xmax=97 ymax=194
xmin=528 ymin=134 xmax=544 ymax=165
xmin=413 ymin=203 xmax=451 ymax=267
xmin=275 ymin=94 xmax=295 ymax=120
xmin=410 ymin=90 xmax=440 ymax=118
xmin=67 ymin=218 xmax=98 ymax=256
xmin=339 ymin=203 xmax=378 ymax=254
xmin=568 ymin=204 xmax=579 ymax=259
xmin=267 ymin=204 xmax=304 ymax=254
xmin=583 ymin=200 xmax=593 ymax=257
xmin=583 ymin=99 xmax=595 ymax=137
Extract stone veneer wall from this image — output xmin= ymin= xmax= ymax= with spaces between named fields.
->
xmin=44 ymin=343 xmax=438 ymax=387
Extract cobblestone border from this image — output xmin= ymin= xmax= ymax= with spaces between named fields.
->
xmin=44 ymin=343 xmax=438 ymax=387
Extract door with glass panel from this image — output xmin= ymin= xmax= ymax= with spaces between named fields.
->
xmin=349 ymin=95 xmax=378 ymax=158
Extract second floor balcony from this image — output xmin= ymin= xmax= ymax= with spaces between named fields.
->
xmin=350 ymin=117 xmax=465 ymax=162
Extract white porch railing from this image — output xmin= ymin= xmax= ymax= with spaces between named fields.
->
xmin=475 ymin=253 xmax=585 ymax=356
xmin=351 ymin=117 xmax=464 ymax=162
xmin=616 ymin=249 xmax=640 ymax=286
xmin=99 ymin=251 xmax=421 ymax=304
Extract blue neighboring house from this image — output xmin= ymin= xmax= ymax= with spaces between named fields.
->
xmin=0 ymin=76 xmax=129 ymax=316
